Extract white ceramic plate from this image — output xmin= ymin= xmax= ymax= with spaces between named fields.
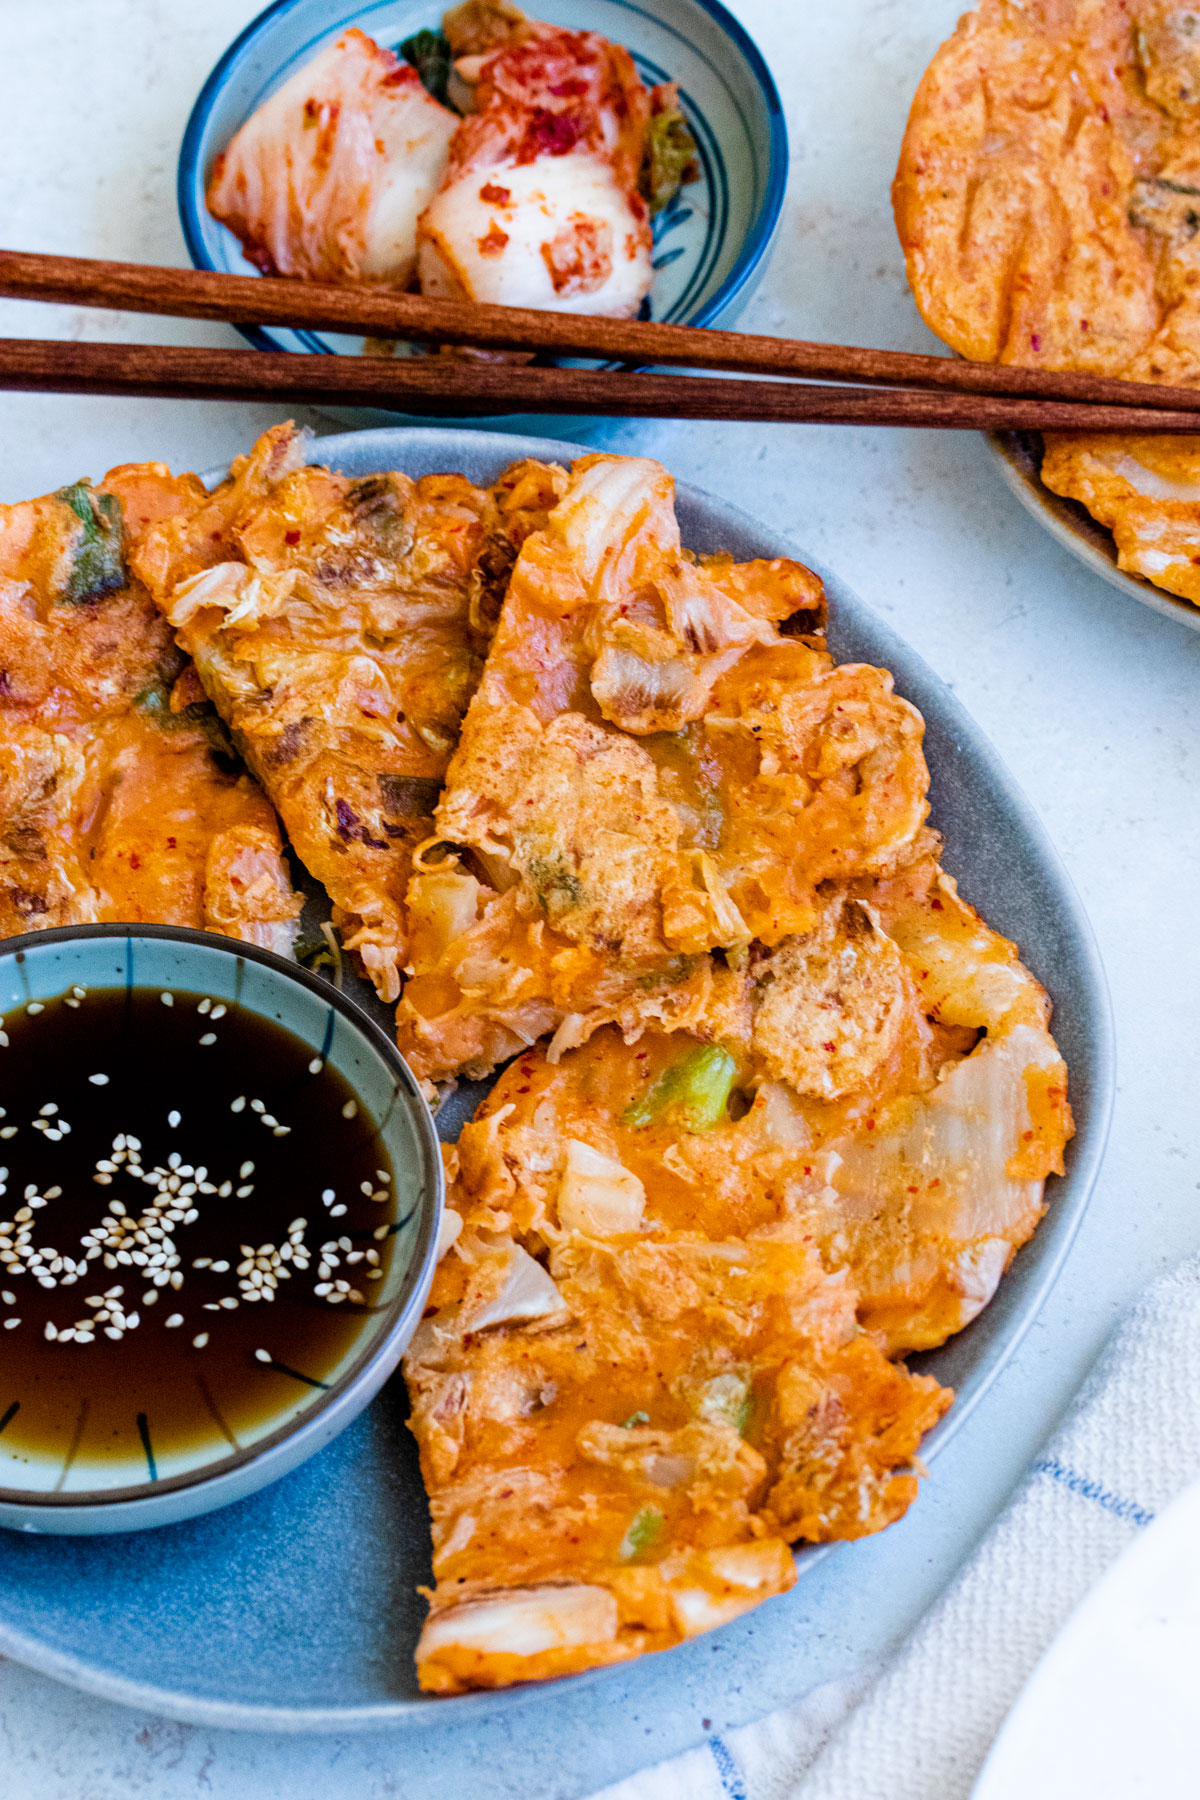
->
xmin=973 ymin=1475 xmax=1200 ymax=1799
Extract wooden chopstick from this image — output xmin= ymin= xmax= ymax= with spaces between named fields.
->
xmin=3 ymin=335 xmax=1200 ymax=430
xmin=3 ymin=247 xmax=1200 ymax=418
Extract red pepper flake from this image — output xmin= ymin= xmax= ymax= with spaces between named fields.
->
xmin=479 ymin=182 xmax=511 ymax=205
xmin=285 ymin=529 xmax=301 ymax=545
xmin=477 ymin=222 xmax=510 ymax=257
xmin=1030 ymin=332 xmax=1042 ymax=352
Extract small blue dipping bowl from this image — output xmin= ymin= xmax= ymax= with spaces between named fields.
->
xmin=178 ymin=0 xmax=788 ymax=431
xmin=0 ymin=926 xmax=442 ymax=1536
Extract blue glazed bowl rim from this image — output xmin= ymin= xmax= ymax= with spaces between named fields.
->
xmin=176 ymin=0 xmax=789 ymax=355
xmin=0 ymin=921 xmax=443 ymax=1513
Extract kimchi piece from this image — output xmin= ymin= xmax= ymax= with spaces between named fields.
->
xmin=208 ymin=28 xmax=458 ymax=286
xmin=0 ymin=464 xmax=299 ymax=948
xmin=397 ymin=452 xmax=929 ymax=1080
xmin=416 ymin=13 xmax=657 ymax=315
xmin=134 ymin=424 xmax=563 ymax=1004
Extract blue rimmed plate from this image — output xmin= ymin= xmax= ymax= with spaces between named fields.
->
xmin=177 ymin=0 xmax=787 ymax=431
xmin=0 ymin=427 xmax=1113 ymax=1734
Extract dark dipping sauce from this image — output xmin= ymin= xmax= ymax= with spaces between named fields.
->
xmin=0 ymin=986 xmax=397 ymax=1487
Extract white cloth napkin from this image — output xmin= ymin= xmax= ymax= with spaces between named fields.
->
xmin=590 ymin=1255 xmax=1200 ymax=1800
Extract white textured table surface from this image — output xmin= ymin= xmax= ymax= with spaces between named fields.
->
xmin=1 ymin=2 xmax=1198 ymax=1795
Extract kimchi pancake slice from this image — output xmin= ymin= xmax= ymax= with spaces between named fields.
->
xmin=0 ymin=461 xmax=298 ymax=948
xmin=134 ymin=425 xmax=563 ymax=1002
xmin=404 ymin=1036 xmax=953 ymax=1694
xmin=398 ymin=451 xmax=930 ymax=1080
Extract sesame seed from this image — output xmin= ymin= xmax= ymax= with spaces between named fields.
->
xmin=160 ymin=993 xmax=173 ymax=1007
xmin=143 ymin=1290 xmax=158 ymax=1306
xmin=0 ymin=1290 xmax=11 ymax=1305
xmin=272 ymin=1126 xmax=290 ymax=1138
xmin=39 ymin=1104 xmax=57 ymax=1117
xmin=88 ymin=1073 xmax=109 ymax=1085
xmin=192 ymin=1333 xmax=209 ymax=1349
xmin=330 ymin=1204 xmax=347 ymax=1218
xmin=376 ymin=1170 xmax=390 ymax=1184
xmin=64 ymin=998 xmax=80 ymax=1009
xmin=165 ymin=1314 xmax=183 ymax=1328
xmin=254 ymin=1348 xmax=271 ymax=1362
xmin=45 ymin=1186 xmax=61 ymax=1200
xmin=168 ymin=1110 xmax=181 ymax=1128
xmin=236 ymin=1185 xmax=253 ymax=1199
xmin=250 ymin=1099 xmax=265 ymax=1114
xmin=308 ymin=1057 xmax=323 ymax=1075
xmin=210 ymin=1005 xmax=226 ymax=1021
xmin=26 ymin=1003 xmax=43 ymax=1015
xmin=0 ymin=1128 xmax=15 ymax=1139
xmin=71 ymin=986 xmax=85 ymax=999
xmin=169 ymin=1271 xmax=183 ymax=1289
xmin=321 ymin=1188 xmax=335 ymax=1204
xmin=210 ymin=1260 xmax=229 ymax=1273
xmin=197 ymin=997 xmax=212 ymax=1014
xmin=44 ymin=1321 xmax=57 ymax=1340
xmin=230 ymin=1096 xmax=246 ymax=1113
xmin=104 ymin=1327 xmax=122 ymax=1341
xmin=2 ymin=1318 xmax=17 ymax=1329
xmin=373 ymin=1225 xmax=389 ymax=1240
xmin=199 ymin=1033 xmax=217 ymax=1046
xmin=240 ymin=1162 xmax=255 ymax=1179
xmin=342 ymin=1100 xmax=357 ymax=1120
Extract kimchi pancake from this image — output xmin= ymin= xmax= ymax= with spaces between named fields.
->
xmin=397 ymin=453 xmax=929 ymax=1081
xmin=134 ymin=425 xmax=563 ymax=1002
xmin=0 ymin=461 xmax=298 ymax=947
xmin=405 ymin=1054 xmax=952 ymax=1694
xmin=894 ymin=0 xmax=1200 ymax=604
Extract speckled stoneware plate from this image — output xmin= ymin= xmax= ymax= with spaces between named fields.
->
xmin=987 ymin=431 xmax=1200 ymax=636
xmin=0 ymin=428 xmax=1114 ymax=1731
xmin=178 ymin=0 xmax=787 ymax=436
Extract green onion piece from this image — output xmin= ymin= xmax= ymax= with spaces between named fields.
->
xmin=55 ymin=482 xmax=125 ymax=605
xmin=620 ymin=1410 xmax=650 ymax=1429
xmin=400 ymin=28 xmax=452 ymax=105
xmin=132 ymin=685 xmax=236 ymax=761
xmin=620 ymin=1505 xmax=664 ymax=1562
xmin=640 ymin=106 xmax=700 ymax=215
xmin=623 ymin=1044 xmax=738 ymax=1132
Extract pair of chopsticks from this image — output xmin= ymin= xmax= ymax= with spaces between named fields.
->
xmin=1 ymin=248 xmax=1199 ymax=430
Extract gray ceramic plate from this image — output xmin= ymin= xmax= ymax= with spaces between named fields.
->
xmin=0 ymin=428 xmax=1113 ymax=1730
xmin=987 ymin=430 xmax=1200 ymax=636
